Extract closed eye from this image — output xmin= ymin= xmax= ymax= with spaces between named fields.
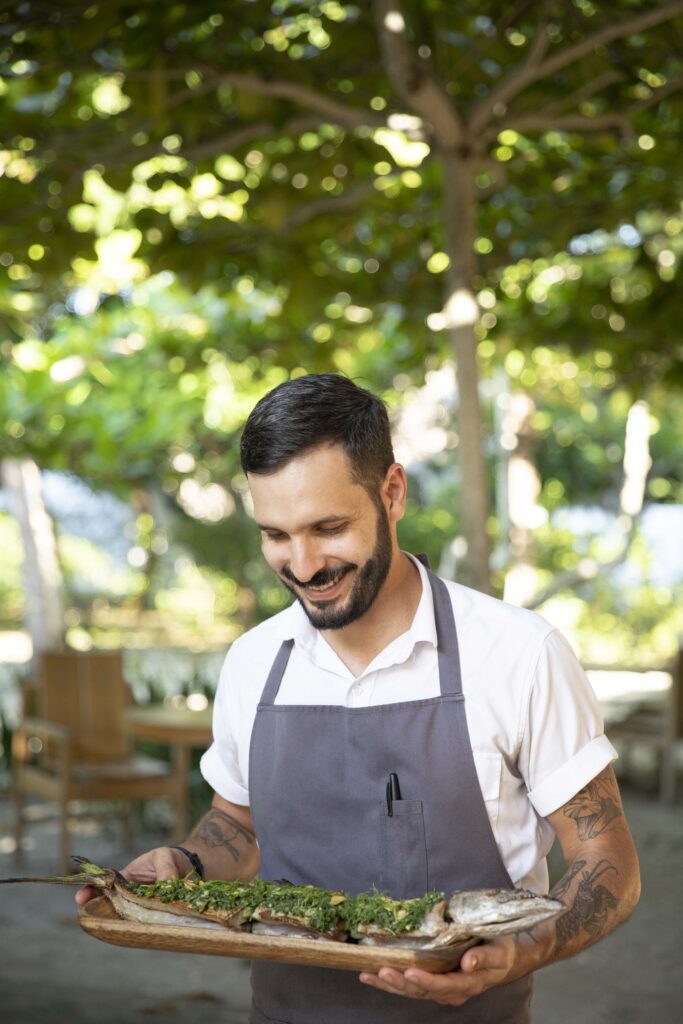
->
xmin=316 ymin=523 xmax=347 ymax=535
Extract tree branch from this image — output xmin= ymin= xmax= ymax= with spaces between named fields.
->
xmin=35 ymin=59 xmax=388 ymax=131
xmin=184 ymin=115 xmax=324 ymax=163
xmin=471 ymin=0 xmax=683 ymax=133
xmin=282 ymin=181 xmax=378 ymax=232
xmin=200 ymin=69 xmax=386 ymax=131
xmin=494 ymin=0 xmax=539 ymax=36
xmin=532 ymin=70 xmax=624 ymax=118
xmin=371 ymin=0 xmax=464 ymax=149
xmin=469 ymin=16 xmax=551 ymax=133
xmin=491 ymin=110 xmax=632 ymax=137
xmin=489 ymin=75 xmax=683 ymax=139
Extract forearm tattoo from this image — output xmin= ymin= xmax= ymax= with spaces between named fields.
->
xmin=532 ymin=772 xmax=625 ymax=957
xmin=551 ymin=859 xmax=587 ymax=902
xmin=553 ymin=860 xmax=618 ymax=956
xmin=562 ymin=774 xmax=623 ymax=840
xmin=189 ymin=808 xmax=255 ymax=863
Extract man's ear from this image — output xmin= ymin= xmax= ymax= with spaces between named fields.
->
xmin=382 ymin=463 xmax=408 ymax=523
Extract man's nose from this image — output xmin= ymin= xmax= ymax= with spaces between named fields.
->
xmin=288 ymin=540 xmax=326 ymax=583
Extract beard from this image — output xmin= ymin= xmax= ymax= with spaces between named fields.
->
xmin=279 ymin=504 xmax=393 ymax=630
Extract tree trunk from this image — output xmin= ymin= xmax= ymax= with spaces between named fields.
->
xmin=440 ymin=151 xmax=493 ymax=594
xmin=1 ymin=458 xmax=65 ymax=658
xmin=501 ymin=392 xmax=542 ymax=607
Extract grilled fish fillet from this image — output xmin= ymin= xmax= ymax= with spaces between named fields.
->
xmin=1 ymin=857 xmax=563 ymax=948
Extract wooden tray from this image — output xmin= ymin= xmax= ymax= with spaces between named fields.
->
xmin=79 ymin=897 xmax=477 ymax=973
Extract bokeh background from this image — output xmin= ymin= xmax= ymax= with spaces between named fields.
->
xmin=0 ymin=5 xmax=682 ymax=1019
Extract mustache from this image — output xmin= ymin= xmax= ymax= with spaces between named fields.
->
xmin=280 ymin=564 xmax=355 ymax=589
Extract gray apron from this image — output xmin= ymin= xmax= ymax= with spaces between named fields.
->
xmin=248 ymin=558 xmax=533 ymax=1023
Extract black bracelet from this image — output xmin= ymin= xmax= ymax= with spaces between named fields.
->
xmin=171 ymin=845 xmax=205 ymax=879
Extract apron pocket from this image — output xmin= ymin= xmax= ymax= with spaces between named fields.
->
xmin=377 ymin=799 xmax=429 ymax=898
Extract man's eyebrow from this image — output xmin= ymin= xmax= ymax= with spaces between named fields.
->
xmin=256 ymin=515 xmax=348 ymax=532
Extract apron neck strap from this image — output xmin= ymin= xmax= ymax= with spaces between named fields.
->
xmin=259 ymin=638 xmax=294 ymax=705
xmin=424 ymin=568 xmax=464 ymax=698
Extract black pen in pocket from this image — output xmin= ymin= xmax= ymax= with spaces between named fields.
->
xmin=386 ymin=772 xmax=401 ymax=816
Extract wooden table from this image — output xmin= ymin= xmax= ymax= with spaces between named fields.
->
xmin=122 ymin=705 xmax=213 ymax=839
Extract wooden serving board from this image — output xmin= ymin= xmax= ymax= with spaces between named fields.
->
xmin=79 ymin=897 xmax=477 ymax=973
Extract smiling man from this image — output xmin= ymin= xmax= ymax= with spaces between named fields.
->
xmin=248 ymin=443 xmax=418 ymax=677
xmin=78 ymin=373 xmax=640 ymax=1024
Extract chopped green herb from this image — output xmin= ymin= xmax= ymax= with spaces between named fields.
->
xmin=256 ymin=884 xmax=347 ymax=933
xmin=125 ymin=878 xmax=443 ymax=936
xmin=341 ymin=889 xmax=445 ymax=934
xmin=127 ymin=877 xmax=271 ymax=919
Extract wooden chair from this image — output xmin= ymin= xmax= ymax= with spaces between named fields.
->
xmin=12 ymin=650 xmax=181 ymax=871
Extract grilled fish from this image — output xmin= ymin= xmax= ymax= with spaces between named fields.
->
xmin=446 ymin=888 xmax=564 ymax=939
xmin=1 ymin=858 xmax=563 ymax=949
xmin=0 ymin=858 xmax=348 ymax=939
xmin=343 ymin=888 xmax=563 ymax=949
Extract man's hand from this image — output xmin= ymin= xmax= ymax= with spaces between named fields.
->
xmin=74 ymin=846 xmax=188 ymax=907
xmin=359 ymin=937 xmax=516 ymax=1006
xmin=74 ymin=793 xmax=259 ymax=907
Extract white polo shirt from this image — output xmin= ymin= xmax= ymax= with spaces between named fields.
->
xmin=200 ymin=554 xmax=616 ymax=893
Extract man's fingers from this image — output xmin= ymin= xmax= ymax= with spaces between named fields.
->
xmin=360 ymin=967 xmax=481 ymax=1005
xmin=359 ymin=940 xmax=516 ymax=1007
xmin=360 ymin=969 xmax=425 ymax=998
xmin=152 ymin=848 xmax=186 ymax=880
xmin=459 ymin=939 xmax=510 ymax=973
xmin=74 ymin=885 xmax=98 ymax=906
xmin=121 ymin=847 xmax=182 ymax=883
xmin=404 ymin=966 xmax=484 ymax=999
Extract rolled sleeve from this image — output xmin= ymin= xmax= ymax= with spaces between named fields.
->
xmin=199 ymin=743 xmax=250 ymax=806
xmin=521 ymin=629 xmax=618 ymax=819
xmin=198 ymin=647 xmax=251 ymax=807
xmin=527 ymin=734 xmax=617 ymax=817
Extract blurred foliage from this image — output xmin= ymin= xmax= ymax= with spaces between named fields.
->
xmin=0 ymin=1 xmax=682 ymax=665
xmin=1 ymin=1 xmax=682 ymax=368
xmin=0 ymin=513 xmax=23 ymax=625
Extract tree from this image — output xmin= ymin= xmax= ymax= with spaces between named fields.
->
xmin=1 ymin=0 xmax=682 ymax=591
xmin=0 ymin=458 xmax=64 ymax=655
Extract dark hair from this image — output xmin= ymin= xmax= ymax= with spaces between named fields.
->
xmin=240 ymin=373 xmax=395 ymax=491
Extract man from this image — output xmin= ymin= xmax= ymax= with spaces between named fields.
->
xmin=78 ymin=373 xmax=640 ymax=1023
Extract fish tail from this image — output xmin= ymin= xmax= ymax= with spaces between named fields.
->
xmin=0 ymin=875 xmax=87 ymax=885
xmin=0 ymin=856 xmax=115 ymax=888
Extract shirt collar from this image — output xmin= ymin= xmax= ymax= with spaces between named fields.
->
xmin=272 ymin=553 xmax=438 ymax=664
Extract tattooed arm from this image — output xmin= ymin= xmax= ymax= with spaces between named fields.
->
xmin=359 ymin=766 xmax=640 ymax=1005
xmin=512 ymin=765 xmax=640 ymax=968
xmin=75 ymin=793 xmax=259 ymax=904
xmin=135 ymin=794 xmax=258 ymax=882
xmin=178 ymin=793 xmax=260 ymax=881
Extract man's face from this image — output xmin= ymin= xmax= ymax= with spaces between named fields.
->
xmin=248 ymin=445 xmax=394 ymax=630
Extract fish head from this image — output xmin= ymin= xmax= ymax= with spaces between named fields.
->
xmin=447 ymin=888 xmax=563 ymax=937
